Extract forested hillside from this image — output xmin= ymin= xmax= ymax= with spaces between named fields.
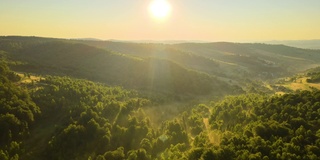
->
xmin=0 ymin=36 xmax=240 ymax=97
xmin=3 ymin=36 xmax=320 ymax=88
xmin=0 ymin=62 xmax=40 ymax=159
xmin=80 ymin=40 xmax=320 ymax=83
xmin=1 ymin=36 xmax=320 ymax=159
xmin=1 ymin=62 xmax=319 ymax=159
xmin=306 ymin=67 xmax=320 ymax=83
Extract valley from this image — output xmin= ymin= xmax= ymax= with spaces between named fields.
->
xmin=1 ymin=36 xmax=320 ymax=160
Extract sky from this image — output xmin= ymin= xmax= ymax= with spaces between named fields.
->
xmin=1 ymin=0 xmax=320 ymax=42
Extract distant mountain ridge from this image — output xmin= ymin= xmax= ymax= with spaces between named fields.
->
xmin=75 ymin=38 xmax=320 ymax=49
xmin=262 ymin=39 xmax=320 ymax=49
xmin=107 ymin=40 xmax=209 ymax=44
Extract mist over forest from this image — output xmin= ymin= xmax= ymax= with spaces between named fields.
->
xmin=1 ymin=36 xmax=320 ymax=160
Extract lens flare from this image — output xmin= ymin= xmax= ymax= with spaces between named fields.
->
xmin=149 ymin=0 xmax=171 ymax=19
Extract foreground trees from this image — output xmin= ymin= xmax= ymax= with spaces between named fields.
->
xmin=1 ymin=62 xmax=320 ymax=159
xmin=185 ymin=91 xmax=320 ymax=160
xmin=0 ymin=63 xmax=40 ymax=159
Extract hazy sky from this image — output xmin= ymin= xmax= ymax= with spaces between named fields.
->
xmin=1 ymin=0 xmax=320 ymax=42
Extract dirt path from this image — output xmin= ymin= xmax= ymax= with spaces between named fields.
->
xmin=203 ymin=118 xmax=220 ymax=145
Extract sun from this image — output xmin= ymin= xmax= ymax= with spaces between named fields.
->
xmin=149 ymin=0 xmax=171 ymax=19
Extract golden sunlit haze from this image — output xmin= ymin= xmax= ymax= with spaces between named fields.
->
xmin=0 ymin=0 xmax=320 ymax=41
xmin=149 ymin=0 xmax=171 ymax=20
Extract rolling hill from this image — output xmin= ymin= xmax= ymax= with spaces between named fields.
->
xmin=0 ymin=36 xmax=237 ymax=97
xmin=79 ymin=40 xmax=320 ymax=84
xmin=2 ymin=36 xmax=320 ymax=95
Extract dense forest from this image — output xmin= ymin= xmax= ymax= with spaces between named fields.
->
xmin=306 ymin=67 xmax=320 ymax=83
xmin=1 ymin=62 xmax=320 ymax=160
xmin=1 ymin=36 xmax=320 ymax=159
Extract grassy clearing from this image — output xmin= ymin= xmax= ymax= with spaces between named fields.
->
xmin=16 ymin=73 xmax=42 ymax=84
xmin=287 ymin=77 xmax=320 ymax=90
xmin=277 ymin=77 xmax=320 ymax=92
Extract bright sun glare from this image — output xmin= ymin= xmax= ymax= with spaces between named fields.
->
xmin=149 ymin=0 xmax=171 ymax=19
